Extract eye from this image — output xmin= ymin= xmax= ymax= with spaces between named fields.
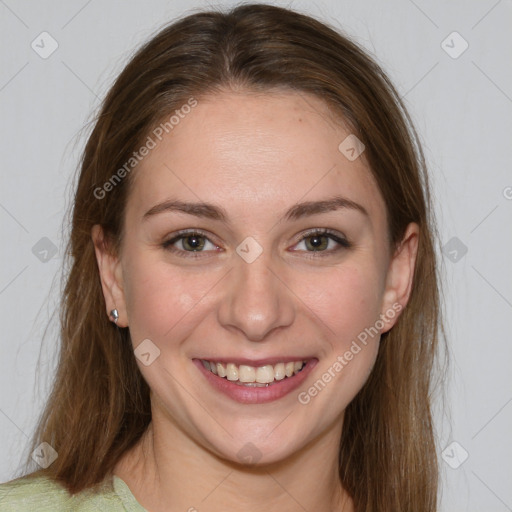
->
xmin=292 ymin=229 xmax=350 ymax=254
xmin=162 ymin=228 xmax=349 ymax=259
xmin=162 ymin=230 xmax=220 ymax=256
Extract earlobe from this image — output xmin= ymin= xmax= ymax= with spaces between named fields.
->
xmin=380 ymin=222 xmax=419 ymax=333
xmin=91 ymin=225 xmax=128 ymax=327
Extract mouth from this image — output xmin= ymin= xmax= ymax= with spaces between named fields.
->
xmin=194 ymin=357 xmax=317 ymax=404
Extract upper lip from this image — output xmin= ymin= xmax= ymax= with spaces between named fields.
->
xmin=195 ymin=356 xmax=316 ymax=366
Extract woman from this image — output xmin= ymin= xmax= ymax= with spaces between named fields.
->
xmin=0 ymin=3 xmax=443 ymax=511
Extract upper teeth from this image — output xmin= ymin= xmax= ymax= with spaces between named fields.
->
xmin=202 ymin=360 xmax=306 ymax=384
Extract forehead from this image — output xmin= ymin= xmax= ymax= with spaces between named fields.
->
xmin=126 ymin=90 xmax=386 ymax=228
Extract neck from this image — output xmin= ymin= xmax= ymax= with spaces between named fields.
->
xmin=114 ymin=413 xmax=353 ymax=512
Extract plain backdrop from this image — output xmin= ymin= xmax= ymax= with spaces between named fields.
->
xmin=1 ymin=1 xmax=511 ymax=510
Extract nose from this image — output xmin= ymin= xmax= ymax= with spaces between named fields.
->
xmin=217 ymin=253 xmax=295 ymax=342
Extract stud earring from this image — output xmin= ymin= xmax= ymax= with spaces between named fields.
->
xmin=109 ymin=309 xmax=119 ymax=324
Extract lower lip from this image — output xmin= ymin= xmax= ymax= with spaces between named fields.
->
xmin=193 ymin=359 xmax=318 ymax=404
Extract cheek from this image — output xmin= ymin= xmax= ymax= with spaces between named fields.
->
xmin=295 ymin=262 xmax=384 ymax=392
xmin=122 ymin=252 xmax=211 ymax=344
xmin=296 ymin=262 xmax=385 ymax=346
xmin=292 ymin=262 xmax=385 ymax=424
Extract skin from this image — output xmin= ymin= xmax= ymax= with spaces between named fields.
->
xmin=92 ymin=90 xmax=418 ymax=512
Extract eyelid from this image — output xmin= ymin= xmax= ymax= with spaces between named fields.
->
xmin=291 ymin=228 xmax=350 ymax=248
xmin=164 ymin=228 xmax=218 ymax=242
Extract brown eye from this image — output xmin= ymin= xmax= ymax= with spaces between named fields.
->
xmin=180 ymin=234 xmax=206 ymax=251
xmin=304 ymin=234 xmax=329 ymax=251
xmin=293 ymin=229 xmax=350 ymax=253
xmin=163 ymin=230 xmax=219 ymax=256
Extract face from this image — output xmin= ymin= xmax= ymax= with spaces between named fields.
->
xmin=94 ymin=90 xmax=418 ymax=465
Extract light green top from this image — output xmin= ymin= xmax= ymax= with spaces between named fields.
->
xmin=0 ymin=474 xmax=147 ymax=511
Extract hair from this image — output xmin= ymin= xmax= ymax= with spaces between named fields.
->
xmin=26 ymin=4 xmax=443 ymax=511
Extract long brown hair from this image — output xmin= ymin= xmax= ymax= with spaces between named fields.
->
xmin=27 ymin=4 xmax=443 ymax=510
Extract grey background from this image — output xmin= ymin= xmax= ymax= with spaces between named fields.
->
xmin=1 ymin=0 xmax=511 ymax=510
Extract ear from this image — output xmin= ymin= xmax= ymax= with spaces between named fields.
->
xmin=380 ymin=222 xmax=419 ymax=333
xmin=91 ymin=225 xmax=128 ymax=327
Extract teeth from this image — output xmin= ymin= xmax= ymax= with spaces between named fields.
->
xmin=202 ymin=359 xmax=306 ymax=385
xmin=256 ymin=365 xmax=274 ymax=384
xmin=239 ymin=365 xmax=256 ymax=383
xmin=226 ymin=363 xmax=238 ymax=381
xmin=274 ymin=362 xmax=285 ymax=381
xmin=236 ymin=381 xmax=270 ymax=387
xmin=216 ymin=362 xmax=226 ymax=378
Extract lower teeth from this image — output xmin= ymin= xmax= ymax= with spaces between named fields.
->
xmin=235 ymin=381 xmax=271 ymax=387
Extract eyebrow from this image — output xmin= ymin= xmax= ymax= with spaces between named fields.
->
xmin=143 ymin=195 xmax=368 ymax=223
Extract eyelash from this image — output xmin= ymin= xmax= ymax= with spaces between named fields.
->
xmin=162 ymin=228 xmax=351 ymax=259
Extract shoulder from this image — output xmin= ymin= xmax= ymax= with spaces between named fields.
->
xmin=0 ymin=474 xmax=130 ymax=511
xmin=0 ymin=475 xmax=71 ymax=511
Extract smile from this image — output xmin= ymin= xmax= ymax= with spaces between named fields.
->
xmin=201 ymin=360 xmax=306 ymax=386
